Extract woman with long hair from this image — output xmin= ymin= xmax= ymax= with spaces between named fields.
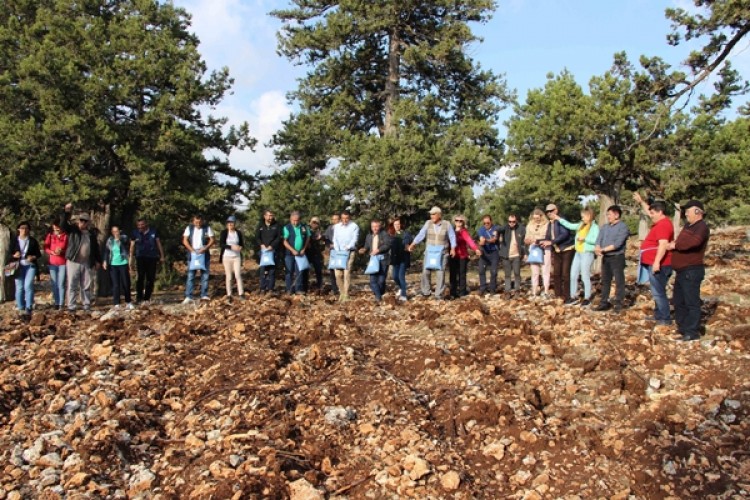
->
xmin=10 ymin=221 xmax=42 ymax=316
xmin=44 ymin=219 xmax=68 ymax=310
xmin=524 ymin=208 xmax=551 ymax=299
xmin=551 ymin=207 xmax=600 ymax=306
xmin=388 ymin=217 xmax=412 ymax=301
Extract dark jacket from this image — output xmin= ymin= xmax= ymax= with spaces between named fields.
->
xmin=256 ymin=222 xmax=281 ymax=249
xmin=363 ymin=229 xmax=392 ymax=268
xmin=390 ymin=230 xmax=413 ymax=267
xmin=60 ymin=211 xmax=102 ymax=267
xmin=219 ymin=229 xmax=244 ymax=262
xmin=672 ymin=219 xmax=710 ymax=271
xmin=546 ymin=219 xmax=575 ymax=252
xmin=498 ymin=223 xmax=527 ymax=259
xmin=10 ymin=235 xmax=42 ymax=267
xmin=102 ymin=235 xmax=130 ymax=265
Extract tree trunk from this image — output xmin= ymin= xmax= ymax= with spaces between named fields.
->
xmin=592 ymin=195 xmax=615 ymax=276
xmin=0 ymin=224 xmax=10 ymax=302
xmin=383 ymin=29 xmax=401 ymax=136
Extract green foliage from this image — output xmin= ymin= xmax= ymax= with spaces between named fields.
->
xmin=728 ymin=204 xmax=750 ymax=225
xmin=0 ymin=0 xmax=257 ymax=237
xmin=266 ymin=0 xmax=510 ymax=226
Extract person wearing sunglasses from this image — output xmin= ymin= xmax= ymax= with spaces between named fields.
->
xmin=449 ymin=215 xmax=481 ymax=299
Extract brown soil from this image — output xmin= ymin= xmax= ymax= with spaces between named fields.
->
xmin=1 ymin=227 xmax=749 ymax=499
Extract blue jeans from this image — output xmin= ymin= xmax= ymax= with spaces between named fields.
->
xmin=391 ymin=262 xmax=408 ymax=297
xmin=185 ymin=255 xmax=210 ymax=299
xmin=15 ymin=264 xmax=36 ymax=311
xmin=284 ymin=254 xmax=303 ymax=293
xmin=369 ymin=261 xmax=387 ymax=300
xmin=570 ymin=251 xmax=595 ymax=299
xmin=49 ymin=264 xmax=66 ymax=306
xmin=648 ymin=264 xmax=673 ymax=322
xmin=259 ymin=265 xmax=276 ymax=292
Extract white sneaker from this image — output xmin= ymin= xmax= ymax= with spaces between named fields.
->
xmin=111 ymin=305 xmax=121 ymax=310
xmin=398 ymin=295 xmax=408 ymax=302
xmin=182 ymin=298 xmax=193 ymax=305
xmin=125 ymin=303 xmax=135 ymax=310
xmin=200 ymin=296 xmax=211 ymax=302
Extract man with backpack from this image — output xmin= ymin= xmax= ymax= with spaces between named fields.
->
xmin=182 ymin=214 xmax=215 ymax=303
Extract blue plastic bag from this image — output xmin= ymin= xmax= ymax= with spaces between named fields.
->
xmin=365 ymin=255 xmax=383 ymax=274
xmin=527 ymin=244 xmax=544 ymax=264
xmin=259 ymin=249 xmax=275 ymax=267
xmin=328 ymin=250 xmax=349 ymax=270
xmin=295 ymin=255 xmax=310 ymax=272
xmin=188 ymin=252 xmax=206 ymax=271
xmin=424 ymin=245 xmax=444 ymax=270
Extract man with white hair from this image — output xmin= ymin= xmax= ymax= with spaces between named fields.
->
xmin=408 ymin=206 xmax=456 ymax=299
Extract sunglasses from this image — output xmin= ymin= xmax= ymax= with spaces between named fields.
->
xmin=454 ymin=220 xmax=465 ymax=223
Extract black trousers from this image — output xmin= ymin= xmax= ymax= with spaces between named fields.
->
xmin=674 ymin=266 xmax=704 ymax=338
xmin=135 ymin=257 xmax=158 ymax=301
xmin=552 ymin=249 xmax=574 ymax=300
xmin=600 ymin=253 xmax=626 ymax=305
xmin=110 ymin=264 xmax=132 ymax=305
xmin=449 ymin=257 xmax=469 ymax=297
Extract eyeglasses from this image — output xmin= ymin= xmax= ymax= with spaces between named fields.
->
xmin=454 ymin=220 xmax=464 ymax=224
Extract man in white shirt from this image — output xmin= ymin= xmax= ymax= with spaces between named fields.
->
xmin=332 ymin=210 xmax=359 ymax=301
xmin=182 ymin=214 xmax=215 ymax=302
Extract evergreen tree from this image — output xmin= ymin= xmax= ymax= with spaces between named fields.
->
xmin=0 ymin=0 xmax=257 ymax=236
xmin=266 ymin=0 xmax=510 ymax=224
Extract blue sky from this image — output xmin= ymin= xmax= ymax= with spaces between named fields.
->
xmin=172 ymin=0 xmax=750 ymax=177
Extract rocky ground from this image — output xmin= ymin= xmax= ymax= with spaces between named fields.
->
xmin=1 ymin=227 xmax=749 ymax=499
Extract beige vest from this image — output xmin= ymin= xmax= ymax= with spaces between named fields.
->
xmin=426 ymin=221 xmax=450 ymax=250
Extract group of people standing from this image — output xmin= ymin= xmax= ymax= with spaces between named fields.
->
xmin=6 ymin=204 xmax=165 ymax=315
xmin=7 ymin=197 xmax=711 ymax=342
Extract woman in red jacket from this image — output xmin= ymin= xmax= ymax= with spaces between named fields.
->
xmin=449 ymin=214 xmax=481 ymax=298
xmin=44 ymin=220 xmax=68 ymax=310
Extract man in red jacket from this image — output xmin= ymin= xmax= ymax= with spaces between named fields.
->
xmin=668 ymin=200 xmax=710 ymax=342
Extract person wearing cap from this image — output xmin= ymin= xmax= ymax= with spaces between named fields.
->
xmin=540 ymin=204 xmax=575 ymax=302
xmin=524 ymin=208 xmax=551 ymax=299
xmin=498 ymin=213 xmax=527 ymax=296
xmin=182 ymin=214 xmax=215 ymax=303
xmin=303 ymin=217 xmax=326 ymax=293
xmin=332 ymin=210 xmax=359 ymax=301
xmin=594 ymin=205 xmax=630 ymax=313
xmin=61 ymin=203 xmax=103 ymax=311
xmin=219 ymin=215 xmax=244 ymax=300
xmin=282 ymin=211 xmax=310 ymax=294
xmin=668 ymin=200 xmax=710 ymax=341
xmin=129 ymin=217 xmax=165 ymax=305
xmin=477 ymin=215 xmax=501 ymax=295
xmin=633 ymin=193 xmax=674 ymax=325
xmin=408 ymin=206 xmax=457 ymax=299
xmin=449 ymin=214 xmax=481 ymax=299
xmin=256 ymin=209 xmax=281 ymax=294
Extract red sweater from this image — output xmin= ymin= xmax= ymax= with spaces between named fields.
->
xmin=44 ymin=232 xmax=69 ymax=266
xmin=454 ymin=228 xmax=479 ymax=259
xmin=672 ymin=220 xmax=709 ymax=270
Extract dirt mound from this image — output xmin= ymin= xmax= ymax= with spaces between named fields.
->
xmin=1 ymin=227 xmax=749 ymax=498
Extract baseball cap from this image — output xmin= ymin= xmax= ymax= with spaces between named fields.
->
xmin=226 ymin=215 xmax=237 ymax=222
xmin=682 ymin=200 xmax=704 ymax=212
xmin=78 ymin=212 xmax=91 ymax=221
xmin=545 ymin=204 xmax=557 ymax=212
xmin=429 ymin=206 xmax=442 ymax=215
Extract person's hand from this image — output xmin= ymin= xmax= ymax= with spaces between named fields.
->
xmin=652 ymin=263 xmax=660 ymax=274
xmin=475 ymin=249 xmax=482 ymax=256
xmin=12 ymin=251 xmax=21 ymax=259
xmin=595 ymin=245 xmax=602 ymax=256
xmin=479 ymin=236 xmax=486 ymax=245
xmin=577 ymin=236 xmax=584 ymax=242
xmin=667 ymin=242 xmax=676 ymax=251
xmin=101 ymin=263 xmax=106 ymax=271
xmin=633 ymin=192 xmax=643 ymax=204
xmin=407 ymin=244 xmax=414 ymax=253
xmin=64 ymin=203 xmax=73 ymax=212
xmin=358 ymin=247 xmax=365 ymax=255
xmin=450 ymin=248 xmax=456 ymax=258
xmin=27 ymin=255 xmax=36 ymax=262
xmin=371 ymin=249 xmax=379 ymax=256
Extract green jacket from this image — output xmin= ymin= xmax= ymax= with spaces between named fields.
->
xmin=559 ymin=219 xmax=599 ymax=253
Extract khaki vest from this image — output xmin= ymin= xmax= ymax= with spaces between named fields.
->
xmin=426 ymin=221 xmax=450 ymax=250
